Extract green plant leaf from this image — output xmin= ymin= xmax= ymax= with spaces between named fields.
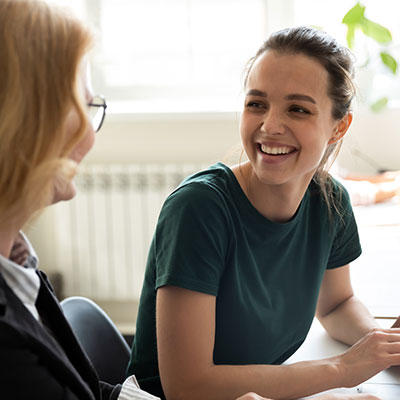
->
xmin=346 ymin=24 xmax=356 ymax=49
xmin=380 ymin=52 xmax=398 ymax=74
xmin=342 ymin=2 xmax=365 ymax=24
xmin=361 ymin=19 xmax=392 ymax=43
xmin=371 ymin=97 xmax=388 ymax=112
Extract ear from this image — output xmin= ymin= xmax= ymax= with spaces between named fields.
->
xmin=328 ymin=112 xmax=353 ymax=144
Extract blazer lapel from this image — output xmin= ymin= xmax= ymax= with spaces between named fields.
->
xmin=0 ymin=272 xmax=97 ymax=400
xmin=36 ymin=270 xmax=102 ymax=399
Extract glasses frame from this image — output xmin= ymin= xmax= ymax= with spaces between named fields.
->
xmin=87 ymin=95 xmax=107 ymax=132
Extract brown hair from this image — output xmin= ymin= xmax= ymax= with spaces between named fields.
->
xmin=243 ymin=26 xmax=356 ymax=218
xmin=0 ymin=0 xmax=94 ymax=227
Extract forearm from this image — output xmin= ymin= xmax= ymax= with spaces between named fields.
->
xmin=374 ymin=181 xmax=398 ymax=203
xmin=317 ymin=295 xmax=379 ymax=345
xmin=343 ymin=171 xmax=399 ymax=183
xmin=168 ymin=358 xmax=343 ymax=400
xmin=159 ymin=285 xmax=398 ymax=400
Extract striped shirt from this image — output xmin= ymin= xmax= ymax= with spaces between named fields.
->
xmin=0 ymin=231 xmax=40 ymax=320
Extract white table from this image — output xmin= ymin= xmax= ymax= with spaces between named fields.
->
xmin=350 ymin=199 xmax=400 ymax=318
xmin=286 ymin=318 xmax=400 ymax=398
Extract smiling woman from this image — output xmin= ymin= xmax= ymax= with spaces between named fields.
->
xmin=238 ymin=25 xmax=356 ymax=221
xmin=0 ymin=1 xmax=162 ymax=399
xmin=126 ymin=26 xmax=398 ymax=400
xmin=237 ymin=49 xmax=352 ymax=221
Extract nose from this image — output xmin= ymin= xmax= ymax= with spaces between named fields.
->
xmin=260 ymin=108 xmax=285 ymax=135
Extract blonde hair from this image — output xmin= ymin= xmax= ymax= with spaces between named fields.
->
xmin=0 ymin=0 xmax=94 ymax=227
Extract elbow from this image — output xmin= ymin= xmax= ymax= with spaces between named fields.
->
xmin=163 ymin=385 xmax=205 ymax=400
xmin=316 ymin=294 xmax=355 ymax=321
xmin=163 ymin=390 xmax=185 ymax=400
xmin=162 ymin=378 xmax=211 ymax=400
xmin=164 ymin=391 xmax=194 ymax=400
xmin=163 ymin=388 xmax=201 ymax=400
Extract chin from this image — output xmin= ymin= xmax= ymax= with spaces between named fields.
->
xmin=52 ymin=181 xmax=77 ymax=204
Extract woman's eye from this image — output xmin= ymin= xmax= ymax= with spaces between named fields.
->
xmin=290 ymin=106 xmax=310 ymax=115
xmin=246 ymin=101 xmax=265 ymax=110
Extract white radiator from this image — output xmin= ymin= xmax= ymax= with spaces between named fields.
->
xmin=51 ymin=163 xmax=203 ymax=300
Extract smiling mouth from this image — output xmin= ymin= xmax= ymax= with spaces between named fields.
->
xmin=260 ymin=144 xmax=297 ymax=155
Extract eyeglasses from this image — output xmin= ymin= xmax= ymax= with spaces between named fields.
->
xmin=87 ymin=95 xmax=107 ymax=132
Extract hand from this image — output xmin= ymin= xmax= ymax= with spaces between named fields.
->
xmin=235 ymin=393 xmax=272 ymax=400
xmin=391 ymin=316 xmax=400 ymax=328
xmin=337 ymin=328 xmax=400 ymax=387
xmin=382 ymin=170 xmax=400 ymax=181
xmin=235 ymin=393 xmax=380 ymax=400
xmin=312 ymin=394 xmax=380 ymax=399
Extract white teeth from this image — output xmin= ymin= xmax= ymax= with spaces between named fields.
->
xmin=261 ymin=144 xmax=293 ymax=155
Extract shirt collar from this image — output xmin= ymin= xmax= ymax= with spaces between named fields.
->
xmin=0 ymin=231 xmax=40 ymax=320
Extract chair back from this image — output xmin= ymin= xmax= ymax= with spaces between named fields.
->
xmin=61 ymin=296 xmax=130 ymax=385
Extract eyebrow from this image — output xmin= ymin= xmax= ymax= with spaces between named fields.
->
xmin=246 ymin=89 xmax=267 ymax=97
xmin=285 ymin=94 xmax=316 ymax=104
xmin=246 ymin=90 xmax=317 ymax=105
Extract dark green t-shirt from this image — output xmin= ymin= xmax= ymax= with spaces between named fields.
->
xmin=127 ymin=163 xmax=361 ymax=398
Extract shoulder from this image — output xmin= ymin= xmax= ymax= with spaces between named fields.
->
xmin=155 ymin=164 xmax=236 ymax=241
xmin=163 ymin=163 xmax=235 ymax=213
xmin=329 ymin=175 xmax=353 ymax=217
xmin=310 ymin=174 xmax=349 ymax=199
xmin=329 ymin=175 xmax=350 ymax=198
xmin=307 ymin=174 xmax=357 ymax=239
xmin=0 ymin=270 xmax=26 ymax=327
xmin=310 ymin=175 xmax=352 ymax=211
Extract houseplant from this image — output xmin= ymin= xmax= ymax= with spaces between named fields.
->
xmin=342 ymin=2 xmax=398 ymax=111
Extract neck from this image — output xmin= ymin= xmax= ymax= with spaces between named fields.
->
xmin=0 ymin=223 xmax=23 ymax=259
xmin=233 ymin=162 xmax=312 ymax=223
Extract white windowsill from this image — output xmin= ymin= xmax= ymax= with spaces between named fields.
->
xmin=103 ymin=97 xmax=243 ymax=121
xmin=103 ymin=98 xmax=400 ymax=122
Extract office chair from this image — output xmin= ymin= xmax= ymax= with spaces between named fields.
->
xmin=60 ymin=296 xmax=131 ymax=385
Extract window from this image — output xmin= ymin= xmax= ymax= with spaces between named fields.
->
xmin=53 ymin=0 xmax=400 ymax=113
xmin=88 ymin=0 xmax=268 ymax=113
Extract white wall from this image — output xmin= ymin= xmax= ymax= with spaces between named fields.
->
xmin=84 ymin=112 xmax=241 ymax=165
xmin=338 ymin=105 xmax=400 ymax=174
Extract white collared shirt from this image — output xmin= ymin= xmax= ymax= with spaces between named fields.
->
xmin=0 ymin=231 xmax=40 ymax=320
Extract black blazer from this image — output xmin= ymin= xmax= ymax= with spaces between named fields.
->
xmin=0 ymin=269 xmax=121 ymax=400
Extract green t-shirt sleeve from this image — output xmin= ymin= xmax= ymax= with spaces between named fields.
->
xmin=154 ymin=182 xmax=230 ymax=296
xmin=326 ymin=182 xmax=362 ymax=269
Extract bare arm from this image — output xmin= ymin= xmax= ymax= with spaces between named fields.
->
xmin=236 ymin=393 xmax=379 ymax=400
xmin=374 ymin=181 xmax=399 ymax=203
xmin=316 ymin=265 xmax=379 ymax=345
xmin=315 ymin=265 xmax=400 ymax=386
xmin=343 ymin=170 xmax=400 ymax=184
xmin=341 ymin=171 xmax=400 ymax=204
xmin=157 ymin=278 xmax=400 ymax=400
xmin=157 ymin=286 xmax=345 ymax=400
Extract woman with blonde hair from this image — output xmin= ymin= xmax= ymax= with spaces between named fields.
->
xmin=0 ymin=1 xmax=159 ymax=399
